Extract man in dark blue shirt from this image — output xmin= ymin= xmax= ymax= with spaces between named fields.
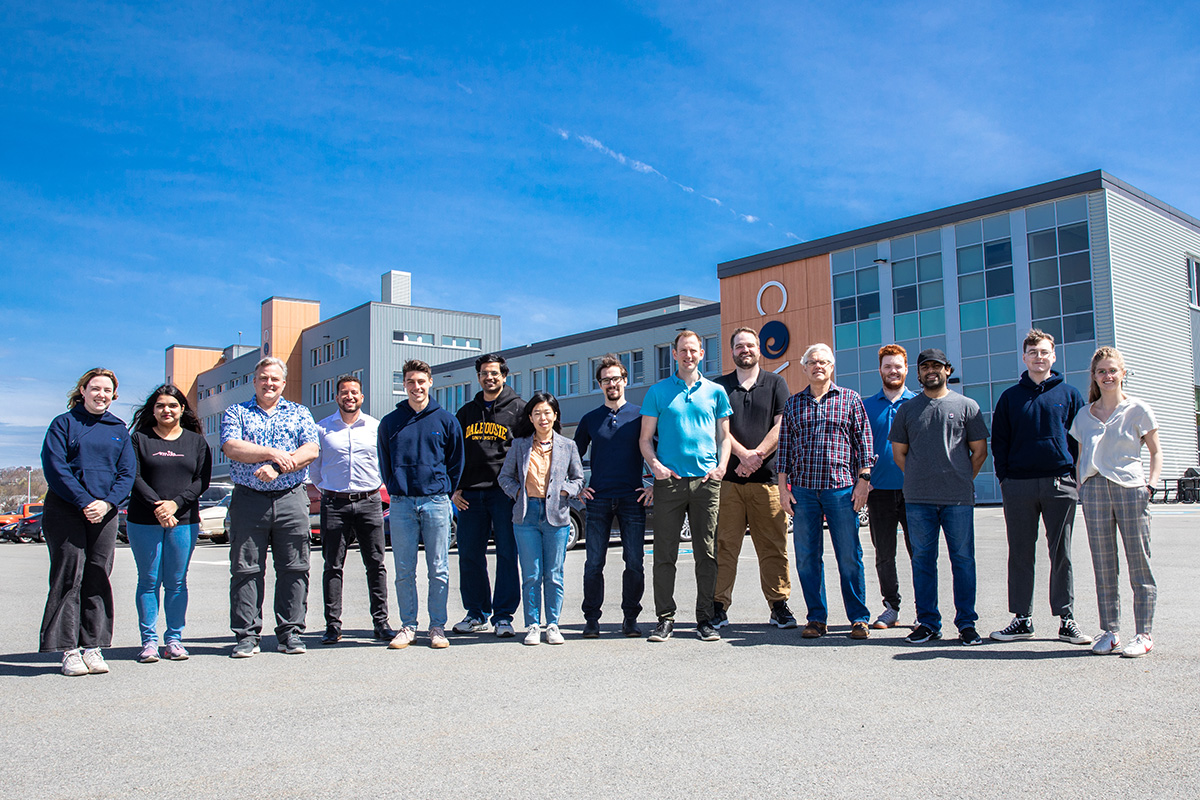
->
xmin=574 ymin=354 xmax=651 ymax=637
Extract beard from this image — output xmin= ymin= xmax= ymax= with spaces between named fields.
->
xmin=920 ymin=373 xmax=946 ymax=390
xmin=734 ymin=352 xmax=758 ymax=368
xmin=881 ymin=374 xmax=906 ymax=390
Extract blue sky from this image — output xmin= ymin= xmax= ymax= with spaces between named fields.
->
xmin=3 ymin=1 xmax=1199 ymax=467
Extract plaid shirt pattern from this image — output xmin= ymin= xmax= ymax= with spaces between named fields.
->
xmin=777 ymin=383 xmax=875 ymax=490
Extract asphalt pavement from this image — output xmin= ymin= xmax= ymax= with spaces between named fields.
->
xmin=2 ymin=505 xmax=1198 ymax=799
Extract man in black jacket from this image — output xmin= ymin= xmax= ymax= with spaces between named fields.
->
xmin=451 ymin=354 xmax=525 ymax=637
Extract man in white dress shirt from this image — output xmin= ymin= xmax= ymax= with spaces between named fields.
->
xmin=309 ymin=374 xmax=395 ymax=644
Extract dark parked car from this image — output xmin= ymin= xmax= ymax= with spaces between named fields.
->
xmin=16 ymin=512 xmax=44 ymax=543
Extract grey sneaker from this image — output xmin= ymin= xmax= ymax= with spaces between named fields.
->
xmin=231 ymin=639 xmax=260 ymax=658
xmin=277 ymin=633 xmax=306 ymax=655
xmin=137 ymin=642 xmax=160 ymax=664
xmin=81 ymin=648 xmax=109 ymax=674
xmin=452 ymin=616 xmax=491 ymax=634
xmin=61 ymin=649 xmax=88 ymax=677
xmin=871 ymin=603 xmax=899 ymax=629
xmin=495 ymin=620 xmax=516 ymax=638
xmin=429 ymin=626 xmax=450 ymax=649
xmin=164 ymin=642 xmax=189 ymax=661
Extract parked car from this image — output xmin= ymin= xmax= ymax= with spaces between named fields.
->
xmin=16 ymin=512 xmax=44 ymax=543
xmin=565 ymin=473 xmax=686 ymax=551
xmin=198 ymin=483 xmax=233 ymax=509
xmin=201 ymin=494 xmax=232 ymax=543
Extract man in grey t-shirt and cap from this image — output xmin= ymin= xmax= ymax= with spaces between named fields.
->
xmin=889 ymin=348 xmax=989 ymax=647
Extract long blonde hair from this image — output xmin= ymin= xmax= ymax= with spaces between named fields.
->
xmin=1087 ymin=346 xmax=1125 ymax=403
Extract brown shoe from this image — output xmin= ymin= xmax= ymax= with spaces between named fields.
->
xmin=801 ymin=621 xmax=827 ymax=638
xmin=850 ymin=622 xmax=870 ymax=639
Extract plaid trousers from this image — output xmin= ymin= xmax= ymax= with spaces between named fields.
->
xmin=1079 ymin=476 xmax=1156 ymax=635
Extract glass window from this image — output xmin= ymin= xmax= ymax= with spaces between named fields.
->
xmin=835 ymin=323 xmax=858 ymax=350
xmin=983 ymin=213 xmax=1011 ymax=240
xmin=894 ymin=286 xmax=918 ymax=313
xmin=1056 ymin=195 xmax=1088 ymax=223
xmin=704 ymin=337 xmax=721 ymax=375
xmin=857 ymin=293 xmax=880 ymax=320
xmin=1028 ymin=230 xmax=1057 ymax=260
xmin=1026 ymin=202 xmax=1057 ymax=231
xmin=985 ymin=267 xmax=1013 ymax=298
xmin=833 ymin=272 xmax=856 ymax=299
xmin=962 ymin=356 xmax=989 ymax=384
xmin=894 ymin=312 xmax=920 ymax=340
xmin=915 ymin=230 xmax=941 ymax=255
xmin=957 ymin=245 xmax=983 ymax=275
xmin=918 ymin=253 xmax=943 ymax=282
xmin=984 ymin=240 xmax=1013 ymax=268
xmin=533 ymin=369 xmax=543 ymax=393
xmin=990 ymin=353 xmax=1018 ymax=382
xmin=568 ymin=362 xmax=580 ymax=395
xmin=1060 ymin=282 xmax=1093 ymax=315
xmin=1058 ymin=222 xmax=1088 ymax=255
xmin=855 ymin=244 xmax=879 ymax=268
xmin=892 ymin=259 xmax=917 ymax=286
xmin=987 ymin=295 xmax=1016 ymax=326
xmin=831 ymin=250 xmax=855 ymax=274
xmin=1059 ymin=252 xmax=1091 ymax=284
xmin=890 ymin=236 xmax=915 ymax=260
xmin=955 ymin=220 xmax=982 ymax=246
xmin=392 ymin=372 xmax=404 ymax=393
xmin=629 ymin=350 xmax=644 ymax=384
xmin=1030 ymin=258 xmax=1058 ymax=289
xmin=856 ymin=267 xmax=879 ymax=294
xmin=918 ymin=281 xmax=944 ymax=309
xmin=657 ymin=346 xmax=673 ymax=380
xmin=835 ymin=298 xmax=857 ymax=324
xmin=964 ymin=384 xmax=991 ymax=408
xmin=958 ymin=273 xmax=985 ymax=302
xmin=960 ymin=301 xmax=987 ymax=330
xmin=510 ymin=373 xmax=522 ymax=396
xmin=919 ymin=308 xmax=945 ymax=336
xmin=989 ymin=325 xmax=1017 ymax=352
xmin=858 ymin=319 xmax=882 ymax=347
xmin=1031 ymin=288 xmax=1061 ymax=319
xmin=961 ymin=329 xmax=990 ymax=357
xmin=1063 ymin=313 xmax=1095 ymax=343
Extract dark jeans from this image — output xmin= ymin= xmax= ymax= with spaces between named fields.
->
xmin=1000 ymin=475 xmax=1079 ymax=617
xmin=866 ymin=488 xmax=912 ymax=611
xmin=39 ymin=491 xmax=117 ymax=652
xmin=321 ymin=493 xmax=389 ymax=631
xmin=907 ymin=503 xmax=977 ymax=633
xmin=581 ymin=495 xmax=646 ymax=622
xmin=228 ymin=484 xmax=310 ymax=642
xmin=652 ymin=477 xmax=719 ymax=622
xmin=456 ymin=486 xmax=519 ymax=625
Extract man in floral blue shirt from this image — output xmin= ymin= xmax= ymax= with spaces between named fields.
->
xmin=221 ymin=356 xmax=320 ymax=658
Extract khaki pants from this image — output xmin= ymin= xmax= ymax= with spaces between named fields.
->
xmin=715 ymin=481 xmax=790 ymax=610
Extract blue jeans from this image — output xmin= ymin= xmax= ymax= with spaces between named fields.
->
xmin=127 ymin=521 xmax=199 ymax=644
xmin=456 ymin=487 xmax=520 ymax=625
xmin=791 ymin=486 xmax=870 ymax=624
xmin=390 ymin=495 xmax=452 ymax=629
xmin=582 ymin=495 xmax=646 ymax=622
xmin=513 ymin=498 xmax=570 ymax=627
xmin=906 ymin=503 xmax=978 ymax=633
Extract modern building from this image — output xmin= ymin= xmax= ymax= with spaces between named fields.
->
xmin=432 ymin=296 xmax=721 ymax=431
xmin=717 ymin=170 xmax=1200 ymax=501
xmin=165 ymin=271 xmax=500 ymax=478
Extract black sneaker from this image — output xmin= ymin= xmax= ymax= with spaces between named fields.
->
xmin=231 ymin=638 xmax=260 ymax=658
xmin=990 ymin=615 xmax=1034 ymax=642
xmin=277 ymin=633 xmax=307 ymax=655
xmin=320 ymin=626 xmax=341 ymax=645
xmin=770 ymin=600 xmax=799 ymax=629
xmin=582 ymin=619 xmax=601 ymax=638
xmin=1058 ymin=616 xmax=1090 ymax=645
xmin=372 ymin=625 xmax=398 ymax=641
xmin=960 ymin=627 xmax=983 ymax=646
xmin=697 ymin=620 xmax=721 ymax=642
xmin=648 ymin=618 xmax=674 ymax=642
xmin=905 ymin=624 xmax=942 ymax=644
xmin=622 ymin=618 xmax=642 ymax=638
xmin=711 ymin=602 xmax=729 ymax=629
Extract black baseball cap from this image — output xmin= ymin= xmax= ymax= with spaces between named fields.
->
xmin=916 ymin=348 xmax=952 ymax=368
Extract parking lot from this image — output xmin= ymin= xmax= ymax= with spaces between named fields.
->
xmin=2 ymin=505 xmax=1198 ymax=799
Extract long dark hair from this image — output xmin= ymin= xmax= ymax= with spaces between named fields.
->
xmin=513 ymin=392 xmax=561 ymax=439
xmin=130 ymin=384 xmax=204 ymax=435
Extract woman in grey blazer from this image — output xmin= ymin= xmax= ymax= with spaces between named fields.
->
xmin=499 ymin=392 xmax=585 ymax=645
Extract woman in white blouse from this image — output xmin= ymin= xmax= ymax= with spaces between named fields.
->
xmin=1069 ymin=346 xmax=1161 ymax=658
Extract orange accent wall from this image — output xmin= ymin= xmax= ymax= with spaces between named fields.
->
xmin=719 ymin=254 xmax=833 ymax=390
xmin=261 ymin=298 xmax=320 ymax=403
xmin=165 ymin=346 xmax=224 ymax=408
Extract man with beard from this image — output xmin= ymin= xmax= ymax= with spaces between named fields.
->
xmin=310 ymin=374 xmax=395 ymax=645
xmin=574 ymin=354 xmax=653 ymax=638
xmin=861 ymin=344 xmax=917 ymax=629
xmin=711 ymin=327 xmax=794 ymax=630
xmin=889 ymin=349 xmax=989 ymax=646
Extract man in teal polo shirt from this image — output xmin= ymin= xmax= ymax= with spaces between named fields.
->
xmin=639 ymin=330 xmax=732 ymax=642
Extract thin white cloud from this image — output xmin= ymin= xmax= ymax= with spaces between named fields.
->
xmin=456 ymin=81 xmax=473 ymax=94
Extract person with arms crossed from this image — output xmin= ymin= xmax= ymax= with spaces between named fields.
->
xmin=639 ymin=330 xmax=732 ymax=643
xmin=777 ymin=343 xmax=875 ymax=640
xmin=221 ymin=356 xmax=320 ymax=658
xmin=452 ymin=354 xmax=525 ymax=637
xmin=889 ymin=349 xmax=989 ymax=646
xmin=575 ymin=354 xmax=652 ymax=638
xmin=990 ymin=330 xmax=1089 ymax=646
xmin=378 ymin=360 xmax=464 ymax=650
xmin=712 ymin=327 xmax=795 ymax=630
xmin=309 ymin=374 xmax=395 ymax=646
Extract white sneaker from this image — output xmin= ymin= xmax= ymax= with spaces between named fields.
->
xmin=451 ymin=616 xmax=490 ymax=634
xmin=388 ymin=627 xmax=416 ymax=650
xmin=523 ymin=624 xmax=541 ymax=646
xmin=871 ymin=604 xmax=899 ymax=630
xmin=81 ymin=648 xmax=109 ymax=674
xmin=61 ymin=649 xmax=87 ymax=677
xmin=1120 ymin=633 xmax=1153 ymax=658
xmin=545 ymin=624 xmax=564 ymax=645
xmin=1091 ymin=630 xmax=1121 ymax=655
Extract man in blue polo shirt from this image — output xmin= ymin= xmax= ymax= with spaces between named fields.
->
xmin=575 ymin=354 xmax=652 ymax=638
xmin=639 ymin=330 xmax=732 ymax=643
xmin=861 ymin=344 xmax=917 ymax=629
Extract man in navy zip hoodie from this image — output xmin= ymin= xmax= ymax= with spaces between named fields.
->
xmin=378 ymin=359 xmax=464 ymax=649
xmin=450 ymin=354 xmax=525 ymax=636
xmin=989 ymin=330 xmax=1089 ymax=646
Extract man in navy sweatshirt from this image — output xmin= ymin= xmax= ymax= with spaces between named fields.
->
xmin=378 ymin=359 xmax=464 ymax=650
xmin=989 ymin=329 xmax=1089 ymax=646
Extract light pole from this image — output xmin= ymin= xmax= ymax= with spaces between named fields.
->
xmin=23 ymin=465 xmax=32 ymax=505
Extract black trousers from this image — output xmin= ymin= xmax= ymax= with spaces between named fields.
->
xmin=866 ymin=488 xmax=912 ymax=612
xmin=321 ymin=494 xmax=389 ymax=630
xmin=40 ymin=491 xmax=117 ymax=652
xmin=1000 ymin=475 xmax=1079 ymax=617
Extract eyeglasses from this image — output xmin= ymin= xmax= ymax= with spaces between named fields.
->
xmin=806 ymin=359 xmax=832 ymax=367
xmin=599 ymin=376 xmax=625 ymax=386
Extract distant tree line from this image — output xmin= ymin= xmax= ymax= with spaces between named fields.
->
xmin=0 ymin=467 xmax=47 ymax=513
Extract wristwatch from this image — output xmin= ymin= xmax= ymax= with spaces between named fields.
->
xmin=858 ymin=471 xmax=871 ymax=483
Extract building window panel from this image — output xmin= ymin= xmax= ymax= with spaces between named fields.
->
xmin=890 ymin=235 xmax=916 ymax=260
xmin=985 ymin=267 xmax=1013 ymax=298
xmin=957 ymin=245 xmax=984 ymax=275
xmin=917 ymin=253 xmax=943 ymax=282
xmin=857 ymin=292 xmax=880 ymax=320
xmin=983 ymin=213 xmax=1011 ymax=240
xmin=894 ymin=312 xmax=920 ymax=341
xmin=1059 ymin=252 xmax=1091 ymax=284
xmin=831 ymin=250 xmax=855 ymax=273
xmin=833 ymin=272 xmax=856 ymax=299
xmin=915 ymin=230 xmax=941 ymax=255
xmin=984 ymin=240 xmax=1013 ymax=268
xmin=1060 ymin=282 xmax=1094 ymax=315
xmin=1058 ymin=223 xmax=1088 ymax=255
xmin=858 ymin=319 xmax=881 ymax=347
xmin=835 ymin=323 xmax=858 ymax=350
xmin=630 ymin=350 xmax=644 ymax=384
xmin=1031 ymin=288 xmax=1061 ymax=319
xmin=892 ymin=259 xmax=917 ymax=286
xmin=917 ymin=281 xmax=943 ymax=309
xmin=1028 ymin=230 xmax=1058 ymax=260
xmin=919 ymin=309 xmax=945 ymax=336
xmin=960 ymin=301 xmax=987 ymax=331
xmin=1063 ymin=313 xmax=1095 ymax=343
xmin=1033 ymin=317 xmax=1063 ymax=344
xmin=835 ymin=298 xmax=857 ymax=324
xmin=703 ymin=336 xmax=721 ymax=375
xmin=958 ymin=273 xmax=985 ymax=303
xmin=955 ymin=220 xmax=982 ymax=246
xmin=1030 ymin=259 xmax=1059 ymax=289
xmin=894 ymin=286 xmax=919 ymax=313
xmin=856 ymin=267 xmax=879 ymax=294
xmin=1026 ymin=203 xmax=1057 ymax=232
xmin=657 ymin=346 xmax=673 ymax=380
xmin=987 ymin=296 xmax=1016 ymax=326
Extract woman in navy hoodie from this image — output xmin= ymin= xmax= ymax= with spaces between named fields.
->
xmin=40 ymin=368 xmax=135 ymax=677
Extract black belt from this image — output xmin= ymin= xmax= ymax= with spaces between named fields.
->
xmin=237 ymin=483 xmax=301 ymax=498
xmin=325 ymin=489 xmax=380 ymax=501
